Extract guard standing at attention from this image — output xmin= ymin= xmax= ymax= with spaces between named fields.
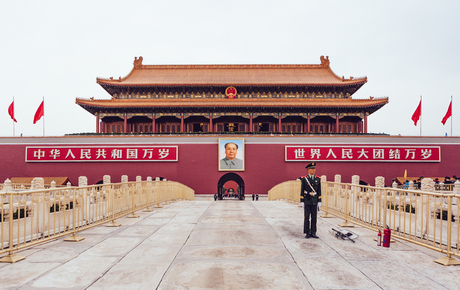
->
xmin=300 ymin=162 xmax=322 ymax=239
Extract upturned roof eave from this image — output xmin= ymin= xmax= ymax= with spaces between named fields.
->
xmin=96 ymin=80 xmax=367 ymax=88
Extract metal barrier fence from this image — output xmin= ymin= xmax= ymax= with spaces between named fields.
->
xmin=0 ymin=180 xmax=194 ymax=263
xmin=268 ymin=179 xmax=460 ymax=266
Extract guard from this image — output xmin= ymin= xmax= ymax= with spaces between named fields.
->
xmin=300 ymin=162 xmax=322 ymax=239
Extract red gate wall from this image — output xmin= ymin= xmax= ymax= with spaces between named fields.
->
xmin=0 ymin=136 xmax=458 ymax=194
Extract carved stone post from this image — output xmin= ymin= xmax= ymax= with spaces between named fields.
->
xmin=334 ymin=174 xmax=341 ymax=183
xmin=103 ymin=175 xmax=111 ymax=184
xmin=454 ymin=181 xmax=460 ymax=218
xmin=351 ymin=175 xmax=360 ymax=220
xmin=143 ymin=176 xmax=153 ymax=212
xmin=63 ymin=176 xmax=85 ymax=242
xmin=409 ymin=180 xmax=415 ymax=190
xmin=2 ymin=179 xmax=12 ymax=216
xmin=419 ymin=178 xmax=434 ymax=238
xmin=320 ymin=175 xmax=332 ymax=218
xmin=3 ymin=178 xmax=12 ymax=191
xmin=78 ymin=176 xmax=88 ymax=222
xmin=135 ymin=176 xmax=142 ymax=206
xmin=105 ymin=174 xmax=121 ymax=227
xmin=351 ymin=175 xmax=360 ymax=185
xmin=31 ymin=177 xmax=47 ymax=233
xmin=334 ymin=174 xmax=341 ymax=212
xmin=31 ymin=177 xmax=45 ymax=190
xmin=454 ymin=180 xmax=460 ymax=195
xmin=375 ymin=176 xmax=385 ymax=229
xmin=154 ymin=177 xmax=162 ymax=208
xmin=163 ymin=179 xmax=170 ymax=205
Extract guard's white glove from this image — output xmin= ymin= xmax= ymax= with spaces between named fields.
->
xmin=301 ymin=202 xmax=305 ymax=208
xmin=312 ymin=191 xmax=317 ymax=196
xmin=317 ymin=202 xmax=322 ymax=210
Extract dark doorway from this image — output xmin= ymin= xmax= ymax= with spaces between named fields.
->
xmin=224 ymin=123 xmax=238 ymax=132
xmin=193 ymin=123 xmax=204 ymax=132
xmin=217 ymin=173 xmax=245 ymax=200
xmin=259 ymin=123 xmax=270 ymax=132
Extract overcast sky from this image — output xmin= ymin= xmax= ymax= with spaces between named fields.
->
xmin=1 ymin=1 xmax=459 ymax=137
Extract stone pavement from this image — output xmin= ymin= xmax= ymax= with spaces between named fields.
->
xmin=1 ymin=197 xmax=460 ymax=289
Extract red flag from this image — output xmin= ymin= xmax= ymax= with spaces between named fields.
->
xmin=441 ymin=100 xmax=452 ymax=125
xmin=33 ymin=101 xmax=44 ymax=124
xmin=411 ymin=100 xmax=421 ymax=126
xmin=8 ymin=101 xmax=17 ymax=123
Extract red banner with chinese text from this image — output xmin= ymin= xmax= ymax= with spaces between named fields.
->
xmin=26 ymin=146 xmax=178 ymax=162
xmin=285 ymin=146 xmax=440 ymax=162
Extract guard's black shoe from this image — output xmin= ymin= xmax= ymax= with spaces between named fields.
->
xmin=305 ymin=233 xmax=310 ymax=239
xmin=311 ymin=233 xmax=319 ymax=238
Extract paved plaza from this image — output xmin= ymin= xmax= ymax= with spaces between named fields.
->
xmin=1 ymin=196 xmax=460 ymax=289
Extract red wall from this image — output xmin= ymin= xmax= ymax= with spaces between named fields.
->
xmin=1 ymin=136 xmax=459 ymax=194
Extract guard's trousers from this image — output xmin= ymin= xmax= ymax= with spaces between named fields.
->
xmin=303 ymin=204 xmax=317 ymax=234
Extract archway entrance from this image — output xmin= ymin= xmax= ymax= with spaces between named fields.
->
xmin=217 ymin=173 xmax=245 ymax=200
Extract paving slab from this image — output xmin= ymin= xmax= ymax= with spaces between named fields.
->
xmin=0 ymin=199 xmax=459 ymax=289
xmin=0 ymin=261 xmax=61 ymax=289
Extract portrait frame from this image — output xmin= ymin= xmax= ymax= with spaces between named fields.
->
xmin=218 ymin=138 xmax=245 ymax=171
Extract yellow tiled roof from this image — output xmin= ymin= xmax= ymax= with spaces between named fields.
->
xmin=96 ymin=56 xmax=367 ymax=88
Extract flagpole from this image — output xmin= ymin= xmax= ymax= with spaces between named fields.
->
xmin=420 ymin=96 xmax=422 ymax=136
xmin=451 ymin=96 xmax=453 ymax=137
xmin=12 ymin=97 xmax=15 ymax=137
xmin=42 ymin=97 xmax=45 ymax=137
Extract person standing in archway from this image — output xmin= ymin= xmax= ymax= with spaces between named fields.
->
xmin=300 ymin=162 xmax=321 ymax=239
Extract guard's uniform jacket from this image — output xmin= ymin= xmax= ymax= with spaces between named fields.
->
xmin=300 ymin=175 xmax=322 ymax=205
xmin=300 ymin=174 xmax=322 ymax=235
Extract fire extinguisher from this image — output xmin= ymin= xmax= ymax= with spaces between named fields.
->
xmin=377 ymin=230 xmax=381 ymax=246
xmin=382 ymin=226 xmax=391 ymax=248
